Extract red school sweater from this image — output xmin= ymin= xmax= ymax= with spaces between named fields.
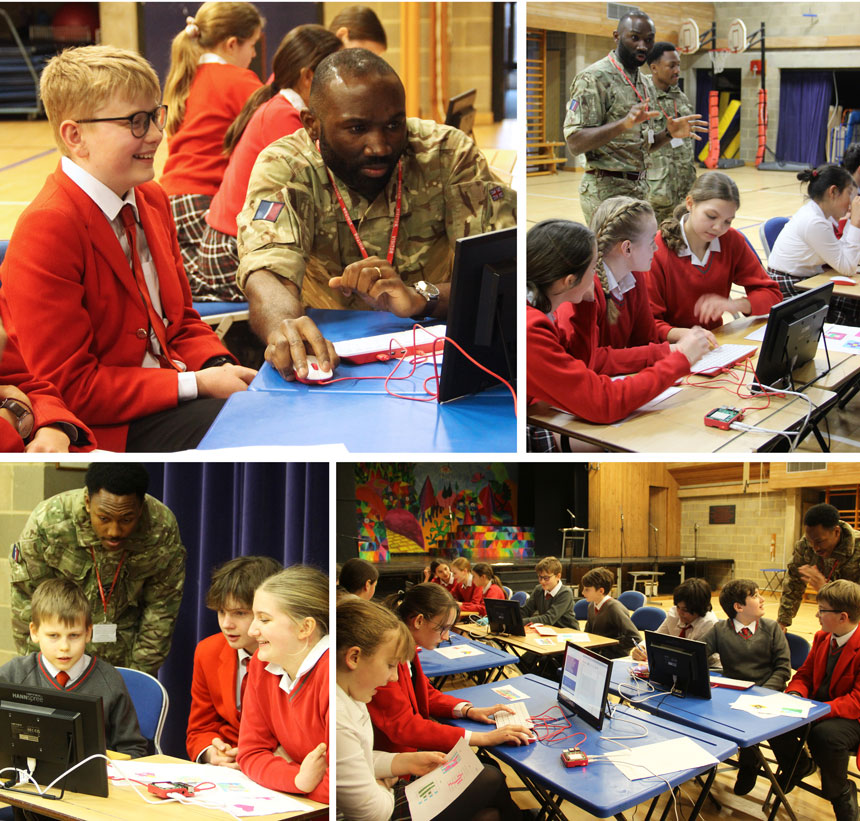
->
xmin=648 ymin=228 xmax=782 ymax=340
xmin=236 ymin=650 xmax=329 ymax=803
xmin=454 ymin=577 xmax=485 ymax=614
xmin=526 ymin=304 xmax=690 ymax=424
xmin=160 ymin=63 xmax=262 ymax=197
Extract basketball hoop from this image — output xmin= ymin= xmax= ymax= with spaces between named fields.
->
xmin=709 ymin=48 xmax=731 ymax=74
xmin=678 ymin=18 xmax=700 ymax=54
xmin=727 ymin=18 xmax=749 ymax=54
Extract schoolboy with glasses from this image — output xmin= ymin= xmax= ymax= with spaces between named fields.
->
xmin=521 ymin=556 xmax=579 ymax=629
xmin=0 ymin=45 xmax=256 ymax=452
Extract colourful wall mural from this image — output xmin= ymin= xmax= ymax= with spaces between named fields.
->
xmin=355 ymin=463 xmax=520 ymax=562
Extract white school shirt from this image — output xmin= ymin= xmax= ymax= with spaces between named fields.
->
xmin=602 ymin=260 xmax=636 ymax=302
xmin=678 ymin=213 xmax=722 ymax=267
xmin=279 ymin=88 xmax=307 ymax=111
xmin=60 ymin=157 xmax=197 ymax=400
xmin=41 ymin=653 xmax=91 ymax=686
xmin=656 ymin=607 xmax=719 ymax=641
xmin=265 ymin=635 xmax=329 ymax=694
xmin=768 ymin=199 xmax=860 ymax=278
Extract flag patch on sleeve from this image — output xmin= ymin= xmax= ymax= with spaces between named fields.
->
xmin=490 ymin=186 xmax=504 ymax=201
xmin=568 ymin=99 xmax=579 ymax=112
xmin=253 ymin=200 xmax=285 ymax=222
xmin=11 ymin=543 xmax=20 ymax=563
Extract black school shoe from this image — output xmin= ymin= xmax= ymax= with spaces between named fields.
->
xmin=832 ymin=781 xmax=859 ymax=821
xmin=734 ymin=765 xmax=760 ymax=796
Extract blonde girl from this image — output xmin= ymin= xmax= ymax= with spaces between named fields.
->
xmin=450 ymin=556 xmax=483 ymax=613
xmin=160 ymin=2 xmax=263 ymax=279
xmin=236 ymin=565 xmax=328 ymax=802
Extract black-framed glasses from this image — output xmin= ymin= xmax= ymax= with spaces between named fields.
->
xmin=76 ymin=105 xmax=167 ymax=138
xmin=429 ymin=619 xmax=456 ymax=634
xmin=817 ymin=608 xmax=841 ymax=615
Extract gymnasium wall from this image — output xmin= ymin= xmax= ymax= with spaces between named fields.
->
xmin=0 ymin=464 xmax=84 ymax=667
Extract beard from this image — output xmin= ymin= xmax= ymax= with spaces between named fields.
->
xmin=318 ymin=127 xmax=401 ymax=201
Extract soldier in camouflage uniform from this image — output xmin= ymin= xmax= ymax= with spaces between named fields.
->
xmin=778 ymin=503 xmax=860 ymax=629
xmin=564 ymin=12 xmax=705 ymax=226
xmin=236 ymin=48 xmax=516 ymax=380
xmin=646 ymin=43 xmax=698 ymax=225
xmin=9 ymin=463 xmax=185 ymax=675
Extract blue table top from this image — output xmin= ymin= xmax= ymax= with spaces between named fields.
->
xmin=610 ymin=659 xmax=831 ymax=747
xmin=444 ymin=674 xmax=736 ymax=818
xmin=199 ymin=307 xmax=516 ymax=451
xmin=418 ymin=635 xmax=518 ymax=679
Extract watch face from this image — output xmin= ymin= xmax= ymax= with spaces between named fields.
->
xmin=416 ymin=281 xmax=440 ymax=300
xmin=0 ymin=399 xmax=34 ymax=439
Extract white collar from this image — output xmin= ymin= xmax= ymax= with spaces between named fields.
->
xmin=603 ymin=260 xmax=636 ymax=299
xmin=678 ymin=214 xmax=721 ymax=266
xmin=595 ymin=594 xmax=611 ymax=611
xmin=461 ymin=573 xmax=473 ymax=589
xmin=198 ymin=52 xmax=228 ymax=65
xmin=482 ymin=580 xmax=492 ymax=594
xmin=833 ymin=625 xmax=858 ymax=648
xmin=279 ymin=87 xmax=307 ymax=112
xmin=61 ymin=155 xmax=137 ymax=223
xmin=237 ymin=646 xmax=253 ymax=663
xmin=41 ymin=652 xmax=91 ymax=684
xmin=547 ymin=579 xmax=563 ymax=598
xmin=733 ymin=617 xmax=757 ymax=635
xmin=265 ymin=635 xmax=329 ymax=694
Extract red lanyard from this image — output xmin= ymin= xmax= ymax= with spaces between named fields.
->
xmin=608 ymin=53 xmax=650 ymax=106
xmin=321 ymin=145 xmax=402 ymax=265
xmin=89 ymin=546 xmax=127 ymax=616
xmin=654 ymin=95 xmax=679 ymax=121
xmin=826 ymin=559 xmax=840 ymax=582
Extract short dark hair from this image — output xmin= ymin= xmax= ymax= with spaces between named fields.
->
xmin=647 ymin=41 xmax=679 ymax=65
xmin=526 ymin=219 xmax=596 ymax=313
xmin=85 ymin=463 xmax=149 ymax=500
xmin=329 ymin=5 xmax=387 ymax=48
xmin=842 ymin=142 xmax=860 ymax=175
xmin=339 ymin=557 xmax=379 ymax=594
xmin=617 ymin=11 xmax=654 ymax=32
xmin=385 ymin=582 xmax=459 ymax=626
xmin=309 ymin=47 xmax=399 ymax=113
xmin=718 ymin=579 xmax=758 ymax=620
xmin=582 ymin=566 xmax=614 ymax=595
xmin=205 ymin=555 xmax=283 ymax=610
xmin=804 ymin=503 xmax=841 ymax=530
xmin=673 ymin=578 xmax=712 ymax=617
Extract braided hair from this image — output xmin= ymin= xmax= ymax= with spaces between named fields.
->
xmin=589 ymin=196 xmax=656 ymax=324
xmin=659 ymin=171 xmax=739 ymax=254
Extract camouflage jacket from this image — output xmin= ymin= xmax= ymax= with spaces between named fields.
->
xmin=10 ymin=489 xmax=186 ymax=675
xmin=777 ymin=520 xmax=860 ymax=626
xmin=236 ymin=118 xmax=516 ymax=309
xmin=645 ymin=84 xmax=696 ymax=184
xmin=563 ymin=52 xmax=658 ymax=173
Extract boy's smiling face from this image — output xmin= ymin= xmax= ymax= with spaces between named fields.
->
xmin=30 ymin=616 xmax=92 ymax=671
xmin=66 ymin=92 xmax=162 ymax=197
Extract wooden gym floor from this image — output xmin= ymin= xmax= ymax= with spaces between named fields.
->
xmin=528 ymin=166 xmax=860 ymax=453
xmin=443 ymin=593 xmax=853 ymax=819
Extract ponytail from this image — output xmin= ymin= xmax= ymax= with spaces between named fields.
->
xmin=797 ymin=163 xmax=855 ymax=202
xmin=473 ymin=562 xmax=503 ymax=593
xmin=526 ymin=219 xmax=596 ymax=313
xmin=384 ymin=583 xmax=460 ymax=626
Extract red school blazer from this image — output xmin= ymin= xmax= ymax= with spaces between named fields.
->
xmin=786 ymin=627 xmax=860 ymax=721
xmin=0 ymin=166 xmax=232 ymax=451
xmin=186 ymin=633 xmax=241 ymax=762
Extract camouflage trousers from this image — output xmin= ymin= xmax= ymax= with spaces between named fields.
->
xmin=648 ymin=164 xmax=698 ymax=227
xmin=579 ymin=172 xmax=649 ymax=227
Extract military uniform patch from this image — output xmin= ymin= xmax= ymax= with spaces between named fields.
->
xmin=490 ymin=186 xmax=504 ymax=202
xmin=253 ymin=200 xmax=285 ymax=222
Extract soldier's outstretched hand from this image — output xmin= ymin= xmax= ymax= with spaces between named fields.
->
xmin=667 ymin=113 xmax=709 ymax=140
xmin=625 ymin=101 xmax=660 ymax=130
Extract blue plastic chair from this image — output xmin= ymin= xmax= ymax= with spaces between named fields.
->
xmin=785 ymin=632 xmax=811 ymax=670
xmin=630 ymin=606 xmax=668 ymax=632
xmin=574 ymin=598 xmax=589 ymax=621
xmin=117 ymin=667 xmax=169 ymax=754
xmin=0 ymin=239 xmax=8 ymax=263
xmin=511 ymin=590 xmax=527 ymax=607
xmin=193 ymin=300 xmax=250 ymax=340
xmin=618 ymin=590 xmax=647 ymax=611
xmin=502 ymin=585 xmax=513 ymax=600
xmin=759 ymin=216 xmax=790 ymax=259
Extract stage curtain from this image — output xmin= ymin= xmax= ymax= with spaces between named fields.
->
xmin=776 ymin=70 xmax=830 ymax=166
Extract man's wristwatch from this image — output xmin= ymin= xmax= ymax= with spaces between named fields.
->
xmin=0 ymin=398 xmax=34 ymax=439
xmin=412 ymin=280 xmax=440 ymax=316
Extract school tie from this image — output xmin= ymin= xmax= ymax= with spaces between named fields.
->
xmin=679 ymin=625 xmax=690 ymax=638
xmin=545 ymin=592 xmax=552 ymax=601
xmin=119 ymin=204 xmax=179 ymax=371
xmin=56 ymin=671 xmax=70 ymax=688
xmin=739 ymin=627 xmax=752 ymax=640
xmin=239 ymin=656 xmax=250 ymax=710
xmin=831 ymin=637 xmax=841 ymax=656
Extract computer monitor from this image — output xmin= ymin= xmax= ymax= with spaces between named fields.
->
xmin=752 ymin=282 xmax=833 ymax=392
xmin=485 ymin=597 xmax=525 ymax=636
xmin=557 ymin=642 xmax=612 ymax=731
xmin=445 ymin=88 xmax=477 ymax=138
xmin=438 ymin=227 xmax=516 ymax=403
xmin=0 ymin=682 xmax=108 ymax=798
xmin=644 ymin=630 xmax=712 ymax=700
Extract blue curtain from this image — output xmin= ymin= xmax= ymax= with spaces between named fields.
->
xmin=776 ymin=70 xmax=831 ymax=165
xmin=141 ymin=461 xmax=329 ymax=757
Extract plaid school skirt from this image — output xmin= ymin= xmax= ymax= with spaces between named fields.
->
xmin=194 ymin=224 xmax=244 ymax=302
xmin=768 ymin=266 xmax=860 ymax=326
xmin=169 ymin=193 xmax=211 ymax=284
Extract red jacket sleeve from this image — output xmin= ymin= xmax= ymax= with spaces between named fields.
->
xmin=724 ymin=230 xmax=782 ymax=317
xmin=367 ymin=659 xmax=465 ymax=753
xmin=787 ymin=630 xmax=860 ymax=720
xmin=185 ymin=637 xmax=239 ymax=761
xmin=526 ymin=306 xmax=690 ymax=424
xmin=457 ymin=582 xmax=486 ymax=615
xmin=647 ymin=249 xmax=674 ymax=341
